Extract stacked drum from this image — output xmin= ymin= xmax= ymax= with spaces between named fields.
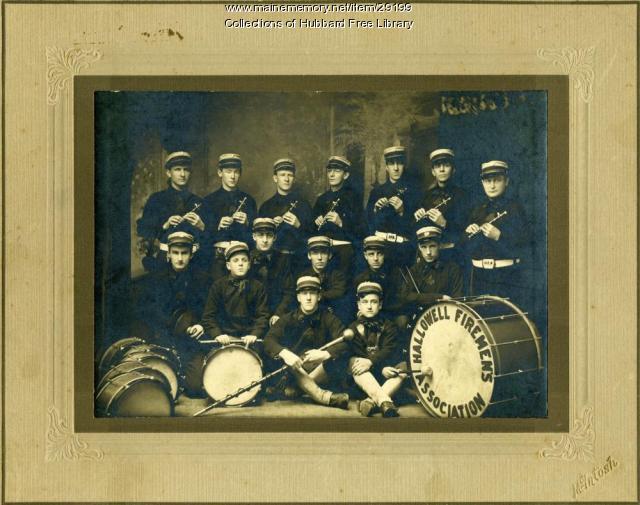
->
xmin=95 ymin=337 xmax=183 ymax=417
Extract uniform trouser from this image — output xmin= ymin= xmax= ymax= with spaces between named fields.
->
xmin=290 ymin=364 xmax=334 ymax=405
xmin=349 ymin=358 xmax=406 ymax=406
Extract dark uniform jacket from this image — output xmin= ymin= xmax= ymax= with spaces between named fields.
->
xmin=264 ymin=307 xmax=346 ymax=359
xmin=416 ymin=183 xmax=469 ymax=245
xmin=347 ymin=316 xmax=401 ymax=372
xmin=312 ymin=186 xmax=365 ymax=242
xmin=139 ymin=264 xmax=211 ymax=344
xmin=249 ymin=249 xmax=295 ymax=317
xmin=258 ymin=192 xmax=313 ymax=254
xmin=300 ymin=265 xmax=347 ymax=304
xmin=352 ymin=266 xmax=404 ymax=313
xmin=136 ymin=184 xmax=204 ymax=258
xmin=201 ymin=274 xmax=269 ymax=338
xmin=462 ymin=195 xmax=527 ymax=260
xmin=365 ymin=178 xmax=421 ymax=239
xmin=400 ymin=259 xmax=463 ymax=311
xmin=202 ymin=187 xmax=257 ymax=246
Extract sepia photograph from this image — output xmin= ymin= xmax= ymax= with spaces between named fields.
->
xmin=94 ymin=88 xmax=548 ymax=419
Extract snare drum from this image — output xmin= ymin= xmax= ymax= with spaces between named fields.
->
xmin=408 ymin=295 xmax=543 ymax=418
xmin=95 ymin=369 xmax=174 ymax=417
xmin=122 ymin=344 xmax=182 ymax=400
xmin=98 ymin=337 xmax=146 ymax=376
xmin=202 ymin=345 xmax=263 ymax=406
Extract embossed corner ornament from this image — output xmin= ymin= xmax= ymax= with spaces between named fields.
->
xmin=46 ymin=46 xmax=102 ymax=106
xmin=46 ymin=406 xmax=104 ymax=461
xmin=537 ymin=47 xmax=595 ymax=103
xmin=538 ymin=407 xmax=595 ymax=462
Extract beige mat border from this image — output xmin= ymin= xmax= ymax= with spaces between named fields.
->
xmin=3 ymin=2 xmax=637 ymax=502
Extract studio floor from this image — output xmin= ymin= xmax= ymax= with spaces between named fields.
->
xmin=175 ymin=395 xmax=430 ymax=418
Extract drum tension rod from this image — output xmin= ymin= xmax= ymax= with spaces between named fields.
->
xmin=481 ymin=312 xmax=528 ymax=321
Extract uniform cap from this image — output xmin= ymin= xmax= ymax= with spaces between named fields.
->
xmin=480 ymin=160 xmax=508 ymax=178
xmin=363 ymin=236 xmax=386 ymax=251
xmin=167 ymin=231 xmax=195 ymax=248
xmin=296 ymin=275 xmax=322 ymax=292
xmin=218 ymin=153 xmax=242 ymax=170
xmin=416 ymin=226 xmax=443 ymax=242
xmin=383 ymin=145 xmax=406 ymax=161
xmin=252 ymin=218 xmax=276 ymax=233
xmin=356 ymin=281 xmax=383 ymax=297
xmin=429 ymin=149 xmax=455 ymax=164
xmin=326 ymin=156 xmax=351 ymax=171
xmin=165 ymin=151 xmax=192 ymax=171
xmin=307 ymin=236 xmax=332 ymax=251
xmin=224 ymin=241 xmax=250 ymax=260
xmin=273 ymin=158 xmax=296 ymax=174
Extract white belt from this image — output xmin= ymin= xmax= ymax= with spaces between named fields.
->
xmin=472 ymin=258 xmax=520 ymax=269
xmin=375 ymin=231 xmax=409 ymax=244
xmin=330 ymin=239 xmax=352 ymax=246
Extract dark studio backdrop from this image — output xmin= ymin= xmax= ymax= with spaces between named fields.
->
xmin=95 ymin=90 xmax=548 ymax=387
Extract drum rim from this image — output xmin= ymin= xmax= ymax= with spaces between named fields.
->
xmin=98 ymin=337 xmax=146 ymax=374
xmin=119 ymin=355 xmax=181 ymax=399
xmin=95 ymin=371 xmax=171 ymax=416
xmin=97 ymin=361 xmax=170 ymax=392
xmin=203 ymin=343 xmax=263 ymax=367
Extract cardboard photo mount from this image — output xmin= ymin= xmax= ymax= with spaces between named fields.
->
xmin=3 ymin=2 xmax=637 ymax=502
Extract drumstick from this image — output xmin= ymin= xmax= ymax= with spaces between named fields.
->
xmin=193 ymin=330 xmax=354 ymax=417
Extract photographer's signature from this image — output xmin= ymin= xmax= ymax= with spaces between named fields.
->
xmin=573 ymin=455 xmax=619 ymax=498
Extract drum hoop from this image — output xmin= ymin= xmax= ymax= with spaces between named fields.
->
xmin=97 ymin=373 xmax=168 ymax=415
xmin=97 ymin=361 xmax=150 ymax=390
xmin=98 ymin=337 xmax=145 ymax=373
xmin=480 ymin=295 xmax=542 ymax=369
xmin=123 ymin=351 xmax=180 ymax=369
xmin=204 ymin=344 xmax=263 ymax=368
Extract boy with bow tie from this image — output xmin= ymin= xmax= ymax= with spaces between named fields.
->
xmin=346 ymin=282 xmax=403 ymax=418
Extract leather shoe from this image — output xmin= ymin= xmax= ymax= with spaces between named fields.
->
xmin=328 ymin=392 xmax=350 ymax=410
xmin=358 ymin=398 xmax=376 ymax=417
xmin=380 ymin=401 xmax=399 ymax=418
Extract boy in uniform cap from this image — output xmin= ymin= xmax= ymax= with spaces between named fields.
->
xmin=366 ymin=146 xmax=421 ymax=268
xmin=352 ymin=236 xmax=404 ymax=317
xmin=202 ymin=153 xmax=257 ymax=279
xmin=250 ymin=218 xmax=296 ymax=326
xmin=263 ymin=276 xmax=350 ymax=409
xmin=414 ymin=148 xmax=469 ymax=251
xmin=462 ymin=161 xmax=527 ymax=305
xmin=300 ymin=236 xmax=350 ymax=324
xmin=199 ymin=241 xmax=269 ymax=350
xmin=258 ymin=158 xmax=313 ymax=275
xmin=136 ymin=151 xmax=205 ymax=272
xmin=136 ymin=231 xmax=212 ymax=396
xmin=312 ymin=155 xmax=365 ymax=280
xmin=399 ymin=226 xmax=463 ymax=317
xmin=346 ymin=282 xmax=403 ymax=417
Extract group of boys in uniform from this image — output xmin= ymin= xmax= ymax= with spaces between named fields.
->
xmin=134 ymin=145 xmax=529 ymax=417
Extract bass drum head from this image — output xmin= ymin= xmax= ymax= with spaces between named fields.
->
xmin=409 ymin=301 xmax=496 ymax=418
xmin=95 ymin=371 xmax=173 ymax=417
xmin=98 ymin=337 xmax=146 ymax=376
xmin=202 ymin=345 xmax=263 ymax=406
xmin=122 ymin=353 xmax=180 ymax=400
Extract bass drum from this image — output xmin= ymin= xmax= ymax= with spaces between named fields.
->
xmin=98 ymin=337 xmax=146 ymax=376
xmin=97 ymin=360 xmax=169 ymax=392
xmin=202 ymin=345 xmax=263 ymax=406
xmin=408 ymin=295 xmax=543 ymax=418
xmin=122 ymin=344 xmax=182 ymax=400
xmin=95 ymin=369 xmax=174 ymax=417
